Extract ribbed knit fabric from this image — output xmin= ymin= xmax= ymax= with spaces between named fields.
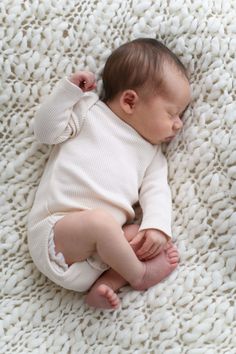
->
xmin=28 ymin=78 xmax=172 ymax=238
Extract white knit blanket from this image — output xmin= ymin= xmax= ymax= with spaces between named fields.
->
xmin=1 ymin=0 xmax=236 ymax=353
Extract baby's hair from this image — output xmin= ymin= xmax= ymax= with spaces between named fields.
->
xmin=101 ymin=37 xmax=188 ymax=102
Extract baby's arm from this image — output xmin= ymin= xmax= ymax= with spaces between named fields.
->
xmin=34 ymin=71 xmax=96 ymax=144
xmin=132 ymin=148 xmax=172 ymax=259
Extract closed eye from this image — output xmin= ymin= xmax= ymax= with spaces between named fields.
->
xmin=180 ymin=104 xmax=190 ymax=119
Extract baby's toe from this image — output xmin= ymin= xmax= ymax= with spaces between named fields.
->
xmin=166 ymin=247 xmax=179 ymax=264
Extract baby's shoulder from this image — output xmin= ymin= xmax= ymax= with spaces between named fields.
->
xmin=75 ymin=91 xmax=99 ymax=118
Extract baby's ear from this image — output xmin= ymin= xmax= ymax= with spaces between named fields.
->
xmin=120 ymin=90 xmax=138 ymax=114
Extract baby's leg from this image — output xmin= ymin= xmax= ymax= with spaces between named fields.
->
xmin=86 ymin=242 xmax=179 ymax=309
xmin=54 ymin=210 xmax=145 ymax=286
xmin=54 ymin=210 xmax=178 ymax=294
xmin=85 ymin=224 xmax=139 ymax=309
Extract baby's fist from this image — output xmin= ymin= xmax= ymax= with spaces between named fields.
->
xmin=69 ymin=71 xmax=96 ymax=92
xmin=130 ymin=229 xmax=169 ymax=260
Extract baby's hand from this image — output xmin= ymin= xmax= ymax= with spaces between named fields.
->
xmin=69 ymin=71 xmax=96 ymax=92
xmin=130 ymin=229 xmax=169 ymax=260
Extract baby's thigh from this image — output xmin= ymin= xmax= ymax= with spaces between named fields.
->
xmin=53 ymin=210 xmax=96 ymax=265
xmin=28 ymin=214 xmax=109 ymax=292
xmin=53 ymin=209 xmax=122 ymax=265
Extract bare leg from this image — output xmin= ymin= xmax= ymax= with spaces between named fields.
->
xmin=54 ymin=210 xmax=145 ymax=285
xmin=85 ymin=224 xmax=140 ymax=309
xmin=54 ymin=210 xmax=178 ymax=297
xmin=85 ymin=240 xmax=179 ymax=309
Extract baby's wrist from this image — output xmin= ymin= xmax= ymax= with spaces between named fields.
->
xmin=69 ymin=75 xmax=81 ymax=87
xmin=156 ymin=230 xmax=170 ymax=242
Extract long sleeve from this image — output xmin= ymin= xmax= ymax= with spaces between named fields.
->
xmin=139 ymin=148 xmax=172 ymax=238
xmin=34 ymin=78 xmax=84 ymax=144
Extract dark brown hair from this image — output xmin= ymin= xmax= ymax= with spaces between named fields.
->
xmin=101 ymin=38 xmax=188 ymax=102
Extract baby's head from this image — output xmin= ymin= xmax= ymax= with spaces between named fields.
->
xmin=102 ymin=37 xmax=189 ymax=102
xmin=101 ymin=38 xmax=191 ymax=144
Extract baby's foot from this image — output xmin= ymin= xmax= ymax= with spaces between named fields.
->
xmin=85 ymin=284 xmax=120 ymax=310
xmin=132 ymin=243 xmax=179 ymax=291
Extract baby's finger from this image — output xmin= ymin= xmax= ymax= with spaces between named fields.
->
xmin=84 ymin=74 xmax=95 ymax=89
xmin=79 ymin=80 xmax=87 ymax=89
xmin=86 ymin=82 xmax=97 ymax=91
xmin=81 ymin=79 xmax=95 ymax=91
xmin=140 ymin=244 xmax=160 ymax=260
xmin=130 ymin=232 xmax=144 ymax=246
xmin=136 ymin=238 xmax=152 ymax=256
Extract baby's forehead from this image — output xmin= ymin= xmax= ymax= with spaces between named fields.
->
xmin=162 ymin=61 xmax=188 ymax=81
xmin=162 ymin=72 xmax=191 ymax=107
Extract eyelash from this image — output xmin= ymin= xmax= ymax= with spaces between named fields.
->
xmin=169 ymin=112 xmax=185 ymax=120
xmin=169 ymin=113 xmax=180 ymax=119
xmin=169 ymin=106 xmax=188 ymax=119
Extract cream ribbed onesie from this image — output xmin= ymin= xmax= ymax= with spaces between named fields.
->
xmin=27 ymin=78 xmax=172 ymax=292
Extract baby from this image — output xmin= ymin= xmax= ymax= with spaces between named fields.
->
xmin=27 ymin=38 xmax=191 ymax=310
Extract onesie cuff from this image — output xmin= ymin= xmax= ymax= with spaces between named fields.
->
xmin=58 ymin=77 xmax=84 ymax=98
xmin=139 ymin=218 xmax=172 ymax=239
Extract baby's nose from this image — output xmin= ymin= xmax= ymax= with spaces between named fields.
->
xmin=173 ymin=117 xmax=183 ymax=131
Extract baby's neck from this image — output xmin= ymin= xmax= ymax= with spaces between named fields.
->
xmin=105 ymin=99 xmax=131 ymax=126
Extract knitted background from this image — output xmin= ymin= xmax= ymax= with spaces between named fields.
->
xmin=1 ymin=0 xmax=236 ymax=353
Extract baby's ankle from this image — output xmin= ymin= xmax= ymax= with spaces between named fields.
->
xmin=130 ymin=263 xmax=146 ymax=290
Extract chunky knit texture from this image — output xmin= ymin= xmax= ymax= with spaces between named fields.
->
xmin=1 ymin=0 xmax=236 ymax=353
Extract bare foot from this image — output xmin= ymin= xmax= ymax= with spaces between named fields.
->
xmin=85 ymin=284 xmax=120 ymax=310
xmin=85 ymin=243 xmax=179 ymax=309
xmin=132 ymin=243 xmax=179 ymax=291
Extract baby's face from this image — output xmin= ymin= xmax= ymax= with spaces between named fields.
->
xmin=133 ymin=67 xmax=191 ymax=145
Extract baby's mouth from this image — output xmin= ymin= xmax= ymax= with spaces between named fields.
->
xmin=165 ymin=136 xmax=175 ymax=142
